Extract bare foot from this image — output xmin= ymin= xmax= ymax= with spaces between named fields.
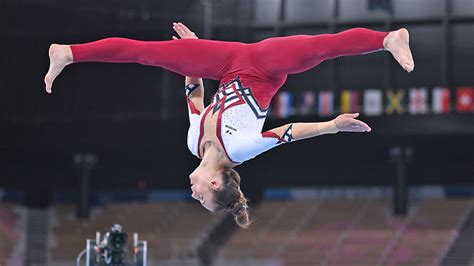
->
xmin=384 ymin=28 xmax=415 ymax=73
xmin=44 ymin=44 xmax=73 ymax=94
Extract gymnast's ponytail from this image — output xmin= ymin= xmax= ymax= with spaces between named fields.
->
xmin=212 ymin=168 xmax=251 ymax=229
xmin=229 ymin=195 xmax=250 ymax=229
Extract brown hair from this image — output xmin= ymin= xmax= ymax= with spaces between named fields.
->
xmin=212 ymin=168 xmax=251 ymax=229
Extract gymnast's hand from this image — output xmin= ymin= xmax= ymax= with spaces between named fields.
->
xmin=172 ymin=22 xmax=198 ymax=40
xmin=333 ymin=113 xmax=371 ymax=132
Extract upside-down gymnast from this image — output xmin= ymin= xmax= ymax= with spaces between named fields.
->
xmin=44 ymin=22 xmax=414 ymax=228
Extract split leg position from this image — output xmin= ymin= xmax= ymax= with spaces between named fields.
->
xmin=44 ymin=27 xmax=414 ymax=93
xmin=43 ymin=24 xmax=415 ymax=225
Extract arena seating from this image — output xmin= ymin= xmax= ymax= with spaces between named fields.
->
xmin=383 ymin=199 xmax=473 ymax=265
xmin=48 ymin=198 xmax=473 ymax=265
xmin=216 ymin=198 xmax=473 ymax=266
xmin=49 ymin=201 xmax=221 ymax=264
xmin=0 ymin=203 xmax=21 ymax=265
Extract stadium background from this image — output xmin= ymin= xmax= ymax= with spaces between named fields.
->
xmin=1 ymin=0 xmax=473 ymax=265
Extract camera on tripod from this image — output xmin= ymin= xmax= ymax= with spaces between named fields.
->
xmin=81 ymin=224 xmax=147 ymax=266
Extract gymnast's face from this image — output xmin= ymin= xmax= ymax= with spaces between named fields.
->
xmin=189 ymin=166 xmax=222 ymax=211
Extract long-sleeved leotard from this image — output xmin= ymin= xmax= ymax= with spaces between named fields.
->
xmin=71 ymin=28 xmax=388 ymax=163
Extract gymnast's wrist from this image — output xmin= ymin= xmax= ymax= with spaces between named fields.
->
xmin=318 ymin=120 xmax=339 ymax=135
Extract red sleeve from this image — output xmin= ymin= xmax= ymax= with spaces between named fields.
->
xmin=261 ymin=131 xmax=286 ymax=143
xmin=187 ymin=98 xmax=201 ymax=115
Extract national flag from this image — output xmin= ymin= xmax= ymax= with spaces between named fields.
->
xmin=432 ymin=87 xmax=451 ymax=114
xmin=456 ymin=87 xmax=474 ymax=113
xmin=273 ymin=91 xmax=293 ymax=118
xmin=386 ymin=89 xmax=405 ymax=115
xmin=318 ymin=91 xmax=334 ymax=117
xmin=297 ymin=91 xmax=316 ymax=115
xmin=363 ymin=89 xmax=383 ymax=116
xmin=408 ymin=87 xmax=428 ymax=114
xmin=340 ymin=90 xmax=360 ymax=113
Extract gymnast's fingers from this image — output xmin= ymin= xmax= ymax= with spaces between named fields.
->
xmin=178 ymin=22 xmax=192 ymax=33
xmin=353 ymin=121 xmax=371 ymax=132
xmin=178 ymin=22 xmax=198 ymax=38
xmin=173 ymin=23 xmax=186 ymax=38
xmin=353 ymin=119 xmax=370 ymax=129
xmin=343 ymin=113 xmax=359 ymax=118
xmin=173 ymin=25 xmax=184 ymax=39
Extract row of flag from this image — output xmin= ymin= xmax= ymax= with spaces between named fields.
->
xmin=269 ymin=87 xmax=474 ymax=118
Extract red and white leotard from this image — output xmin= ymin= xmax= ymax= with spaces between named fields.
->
xmin=69 ymin=28 xmax=387 ymax=163
xmin=186 ymin=77 xmax=292 ymax=163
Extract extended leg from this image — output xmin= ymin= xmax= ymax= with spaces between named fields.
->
xmin=250 ymin=28 xmax=414 ymax=78
xmin=44 ymin=38 xmax=244 ymax=93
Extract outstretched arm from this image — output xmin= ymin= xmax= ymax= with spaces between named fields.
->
xmin=230 ymin=113 xmax=371 ymax=163
xmin=266 ymin=113 xmax=371 ymax=142
xmin=173 ymin=22 xmax=205 ymax=112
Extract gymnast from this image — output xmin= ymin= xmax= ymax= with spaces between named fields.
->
xmin=44 ymin=22 xmax=414 ymax=228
